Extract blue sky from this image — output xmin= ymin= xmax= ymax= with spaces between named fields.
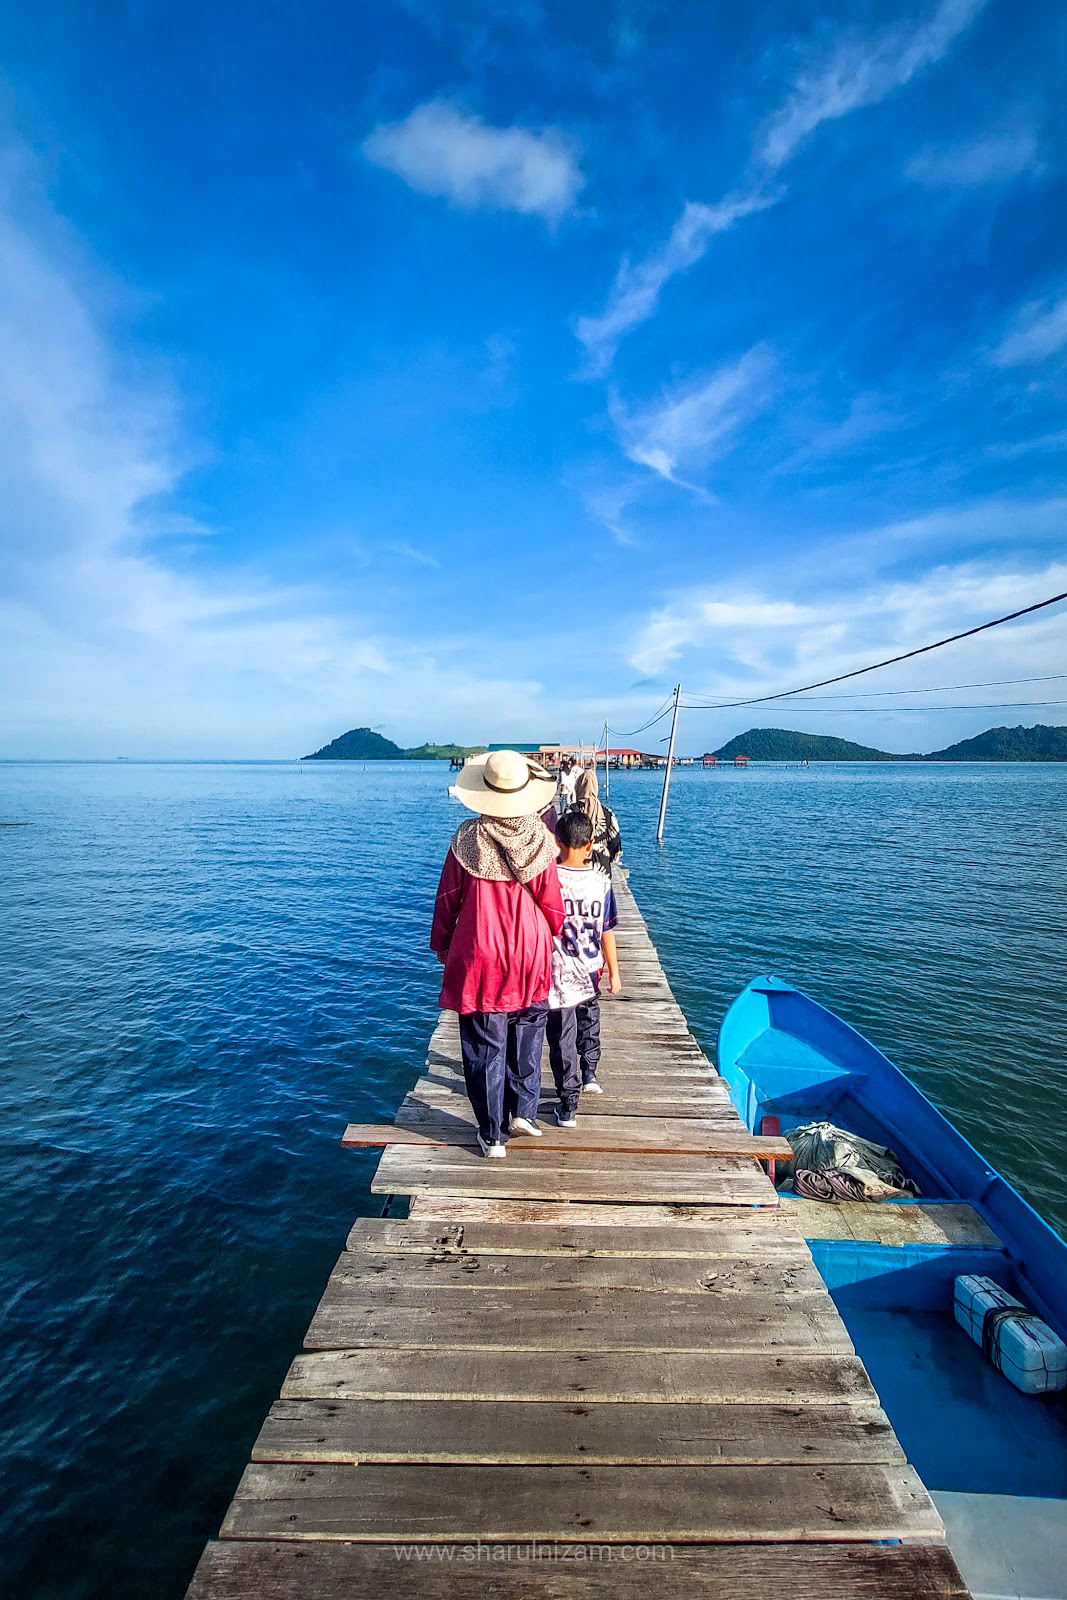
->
xmin=1 ymin=0 xmax=1065 ymax=757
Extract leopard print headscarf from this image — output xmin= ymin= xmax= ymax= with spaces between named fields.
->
xmin=450 ymin=814 xmax=557 ymax=884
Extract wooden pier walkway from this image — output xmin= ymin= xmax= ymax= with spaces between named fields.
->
xmin=187 ymin=878 xmax=968 ymax=1600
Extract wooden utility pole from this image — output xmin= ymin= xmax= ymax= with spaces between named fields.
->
xmin=656 ymin=685 xmax=682 ymax=842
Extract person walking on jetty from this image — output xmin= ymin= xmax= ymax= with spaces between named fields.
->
xmin=546 ymin=809 xmax=621 ymax=1119
xmin=574 ymin=767 xmax=622 ymax=878
xmin=431 ymin=751 xmax=565 ymax=1158
xmin=559 ymin=758 xmax=575 ymax=812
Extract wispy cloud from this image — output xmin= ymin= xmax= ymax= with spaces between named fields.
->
xmin=609 ymin=347 xmax=774 ymax=488
xmin=582 ymin=479 xmax=642 ymax=546
xmin=757 ymin=0 xmax=988 ymax=172
xmin=991 ymin=289 xmax=1067 ymax=366
xmin=384 ymin=541 xmax=441 ymax=568
xmin=363 ymin=99 xmax=583 ymax=221
xmin=578 ymin=0 xmax=988 ymax=368
xmin=576 ymin=192 xmax=775 ymax=375
xmin=986 ymin=429 xmax=1067 ymax=461
xmin=906 ymin=128 xmax=1039 ymax=187
xmin=629 ymin=556 xmax=1067 ymax=686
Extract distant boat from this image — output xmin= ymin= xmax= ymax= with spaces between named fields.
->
xmin=718 ymin=976 xmax=1067 ymax=1600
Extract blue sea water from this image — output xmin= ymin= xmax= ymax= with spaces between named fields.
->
xmin=0 ymin=758 xmax=1065 ymax=1598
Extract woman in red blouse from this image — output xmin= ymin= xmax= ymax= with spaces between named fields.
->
xmin=431 ymin=751 xmax=565 ymax=1157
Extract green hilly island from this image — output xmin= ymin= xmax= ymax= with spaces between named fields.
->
xmin=713 ymin=724 xmax=1067 ymax=762
xmin=303 ymin=727 xmax=485 ymax=762
xmin=714 ymin=729 xmax=900 ymax=761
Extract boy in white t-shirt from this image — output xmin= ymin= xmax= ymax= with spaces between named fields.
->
xmin=545 ymin=810 xmax=622 ymax=1126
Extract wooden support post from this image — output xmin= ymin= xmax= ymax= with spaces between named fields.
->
xmin=656 ymin=684 xmax=682 ymax=842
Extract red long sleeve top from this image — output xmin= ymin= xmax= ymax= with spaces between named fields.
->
xmin=429 ymin=850 xmax=565 ymax=1015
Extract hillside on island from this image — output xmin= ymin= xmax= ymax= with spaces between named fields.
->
xmin=714 ymin=728 xmax=901 ymax=762
xmin=925 ymin=724 xmax=1067 ymax=762
xmin=303 ymin=727 xmax=485 ymax=761
xmin=713 ymin=724 xmax=1067 ymax=762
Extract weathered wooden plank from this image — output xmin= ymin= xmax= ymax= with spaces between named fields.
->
xmin=369 ymin=1146 xmax=776 ymax=1205
xmin=424 ymin=1067 xmax=719 ymax=1094
xmin=304 ymin=1288 xmax=851 ymax=1353
xmin=281 ymin=1347 xmax=880 ymax=1405
xmin=591 ymin=1062 xmax=714 ymax=1075
xmin=357 ymin=1108 xmax=788 ymax=1159
xmin=411 ymin=1082 xmax=739 ymax=1122
xmin=584 ymin=1044 xmax=709 ymax=1061
xmin=413 ymin=1076 xmax=732 ymax=1107
xmin=543 ymin=1096 xmax=738 ymax=1121
xmin=427 ymin=1045 xmax=709 ymax=1068
xmin=252 ymin=1397 xmax=905 ymax=1466
xmin=782 ymin=1198 xmax=1003 ymax=1249
xmin=409 ymin=1081 xmax=735 ymax=1107
xmin=428 ymin=1055 xmax=717 ymax=1080
xmin=221 ymin=1461 xmax=944 ymax=1543
xmin=582 ymin=1068 xmax=717 ymax=1082
xmin=322 ymin=1249 xmax=823 ymax=1295
xmin=405 ymin=1196 xmax=783 ymax=1226
xmin=346 ymin=1121 xmax=776 ymax=1159
xmin=375 ymin=1144 xmax=768 ymax=1176
xmin=188 ymin=1537 xmax=969 ymax=1600
xmin=343 ymin=1216 xmax=807 ymax=1257
xmin=410 ymin=1083 xmax=733 ymax=1114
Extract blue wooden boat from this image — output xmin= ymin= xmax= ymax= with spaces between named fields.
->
xmin=718 ymin=976 xmax=1067 ymax=1600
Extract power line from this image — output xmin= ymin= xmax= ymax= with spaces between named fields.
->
xmin=609 ymin=698 xmax=675 ymax=739
xmin=680 ymin=588 xmax=1067 ymax=711
xmin=734 ymin=700 xmax=1067 ymax=714
xmin=685 ymin=672 xmax=1067 ymax=707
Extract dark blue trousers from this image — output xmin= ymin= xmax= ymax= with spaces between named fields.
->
xmin=458 ymin=1004 xmax=548 ymax=1143
xmin=546 ymin=1006 xmax=581 ymax=1115
xmin=576 ymin=994 xmax=601 ymax=1084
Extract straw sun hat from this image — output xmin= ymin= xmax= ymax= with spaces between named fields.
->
xmin=449 ymin=750 xmax=557 ymax=818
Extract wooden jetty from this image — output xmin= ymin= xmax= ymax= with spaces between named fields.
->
xmin=187 ymin=877 xmax=968 ymax=1599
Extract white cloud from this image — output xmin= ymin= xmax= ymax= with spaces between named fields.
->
xmin=757 ymin=0 xmax=988 ymax=172
xmin=991 ymin=290 xmax=1067 ymax=366
xmin=906 ymin=129 xmax=1039 ymax=187
xmin=576 ymin=191 xmax=775 ymax=373
xmin=628 ymin=558 xmax=1067 ymax=698
xmin=578 ymin=0 xmax=987 ymax=368
xmin=362 ymin=99 xmax=582 ymax=221
xmin=610 ymin=347 xmax=773 ymax=486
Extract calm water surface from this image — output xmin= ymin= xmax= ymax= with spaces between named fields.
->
xmin=0 ymin=759 xmax=1064 ymax=1597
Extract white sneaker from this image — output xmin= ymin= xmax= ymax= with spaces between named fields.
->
xmin=476 ymin=1133 xmax=507 ymax=1158
xmin=555 ymin=1108 xmax=578 ymax=1128
xmin=582 ymin=1079 xmax=604 ymax=1094
xmin=509 ymin=1115 xmax=543 ymax=1137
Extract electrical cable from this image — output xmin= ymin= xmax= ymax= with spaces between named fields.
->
xmin=684 ymin=672 xmax=1067 ymax=707
xmin=726 ymin=700 xmax=1067 ymax=714
xmin=678 ymin=588 xmax=1067 ymax=712
xmin=608 ymin=699 xmax=675 ymax=740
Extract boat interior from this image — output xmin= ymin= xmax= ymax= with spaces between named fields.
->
xmin=719 ymin=979 xmax=1067 ymax=1600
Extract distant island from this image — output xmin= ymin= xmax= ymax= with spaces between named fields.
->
xmin=303 ymin=727 xmax=486 ymax=762
xmin=713 ymin=724 xmax=1067 ymax=762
